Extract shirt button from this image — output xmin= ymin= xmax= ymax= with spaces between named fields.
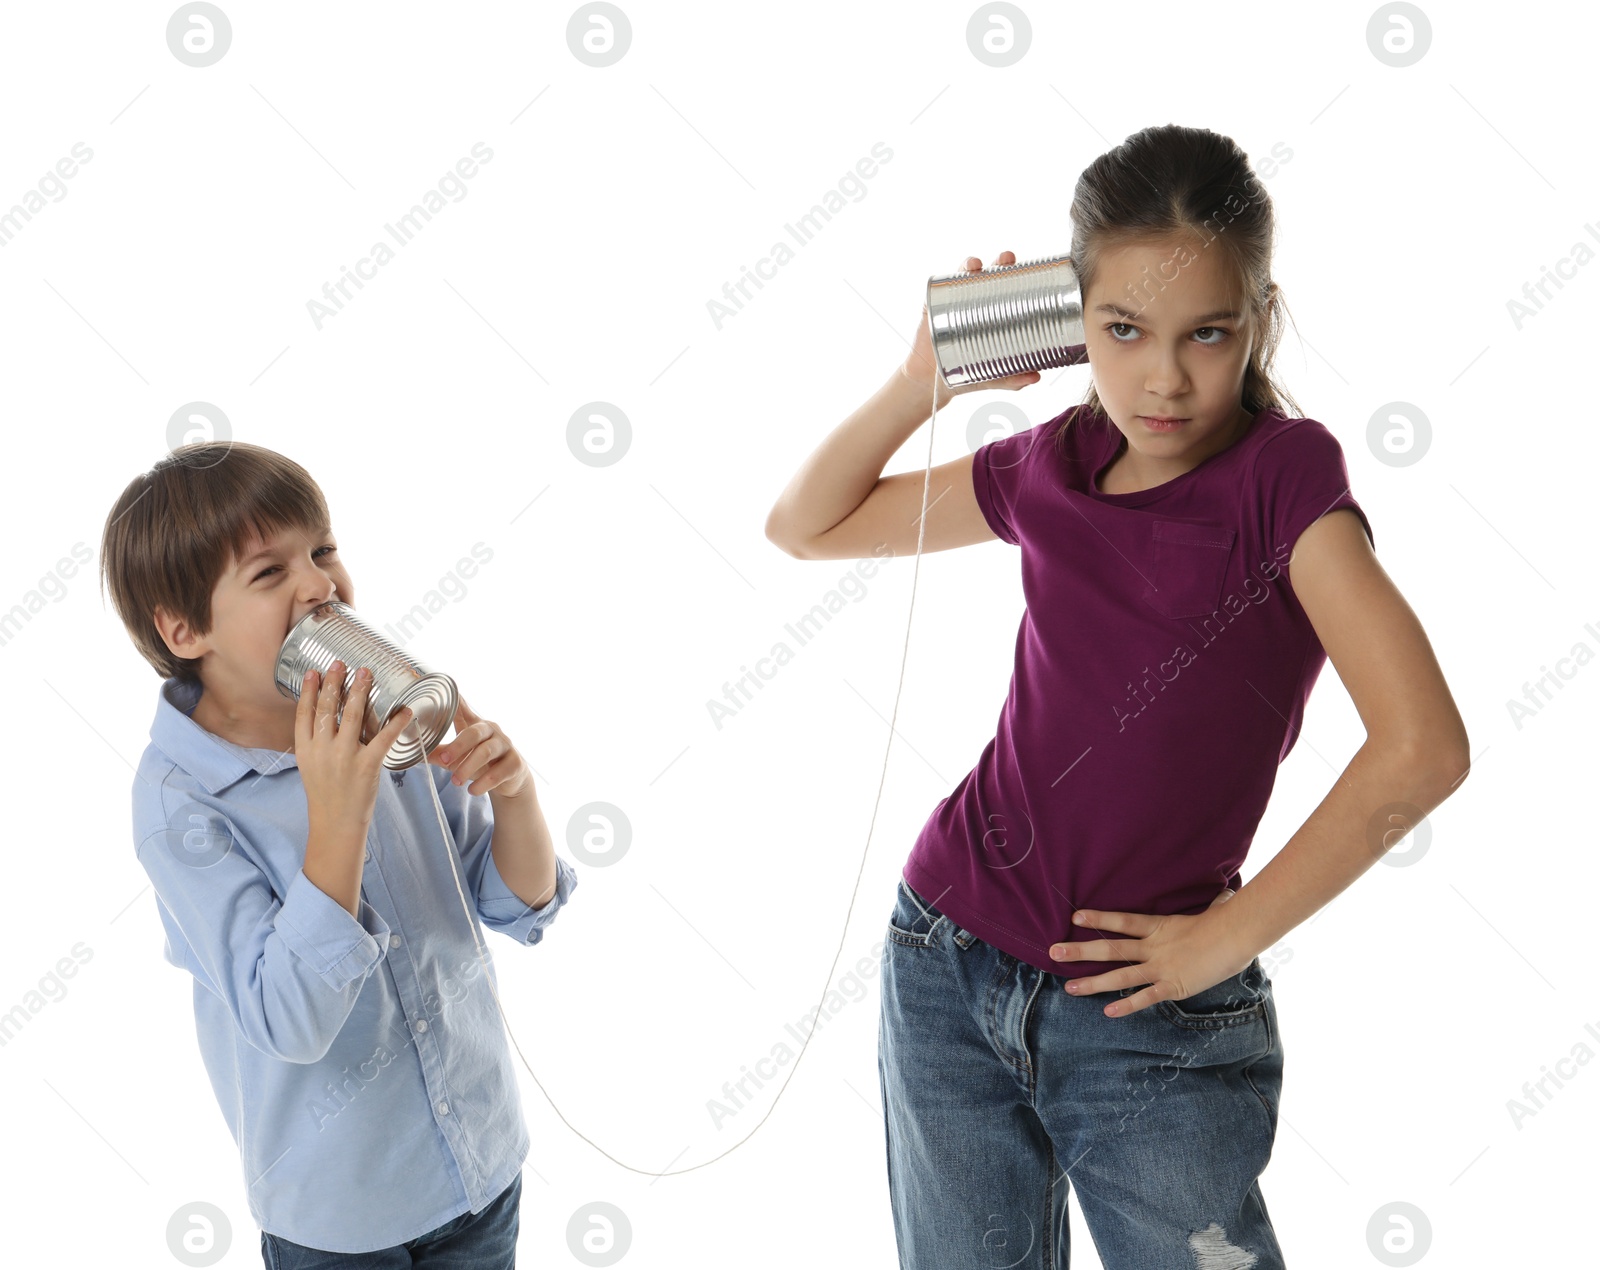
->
xmin=389 ymin=934 xmax=401 ymax=949
xmin=437 ymin=1101 xmax=450 ymax=1116
xmin=364 ymin=847 xmax=372 ymax=862
xmin=414 ymin=1019 xmax=428 ymax=1033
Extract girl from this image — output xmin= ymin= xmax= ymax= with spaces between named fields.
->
xmin=765 ymin=124 xmax=1469 ymax=1269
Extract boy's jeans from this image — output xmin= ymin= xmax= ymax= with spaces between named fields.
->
xmin=259 ymin=1171 xmax=521 ymax=1268
xmin=878 ymin=879 xmax=1285 ymax=1269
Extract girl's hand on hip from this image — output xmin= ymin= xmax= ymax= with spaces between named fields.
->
xmin=1049 ymin=887 xmax=1249 ymax=1019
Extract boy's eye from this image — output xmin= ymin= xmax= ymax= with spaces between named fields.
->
xmin=252 ymin=545 xmax=338 ymax=582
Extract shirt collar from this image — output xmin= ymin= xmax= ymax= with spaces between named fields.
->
xmin=150 ymin=676 xmax=299 ymax=794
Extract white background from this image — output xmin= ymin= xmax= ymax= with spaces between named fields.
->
xmin=0 ymin=1 xmax=1592 ymax=1266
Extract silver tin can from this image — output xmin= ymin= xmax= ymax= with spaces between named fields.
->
xmin=274 ymin=599 xmax=458 ymax=770
xmin=925 ymin=253 xmax=1089 ymax=389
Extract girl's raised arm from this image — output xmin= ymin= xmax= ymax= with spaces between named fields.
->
xmin=765 ymin=373 xmax=993 ymax=561
xmin=765 ymin=252 xmax=1040 ymax=562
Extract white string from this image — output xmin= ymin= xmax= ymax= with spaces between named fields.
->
xmin=421 ymin=325 xmax=944 ymax=1178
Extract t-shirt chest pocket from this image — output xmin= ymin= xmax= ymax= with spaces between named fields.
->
xmin=1140 ymin=518 xmax=1237 ymax=620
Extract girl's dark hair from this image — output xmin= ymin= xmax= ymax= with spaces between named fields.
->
xmin=100 ymin=441 xmax=330 ymax=684
xmin=1061 ymin=123 xmax=1301 ymax=449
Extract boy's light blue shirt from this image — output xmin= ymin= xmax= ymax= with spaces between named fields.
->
xmin=131 ymin=676 xmax=578 ymax=1253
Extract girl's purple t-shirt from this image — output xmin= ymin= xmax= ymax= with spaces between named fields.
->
xmin=903 ymin=404 xmax=1373 ymax=980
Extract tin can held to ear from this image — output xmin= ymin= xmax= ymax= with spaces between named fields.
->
xmin=274 ymin=599 xmax=458 ymax=770
xmin=926 ymin=253 xmax=1090 ymax=390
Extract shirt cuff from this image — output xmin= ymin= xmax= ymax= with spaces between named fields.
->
xmin=477 ymin=852 xmax=578 ymax=945
xmin=276 ymin=868 xmax=392 ymax=991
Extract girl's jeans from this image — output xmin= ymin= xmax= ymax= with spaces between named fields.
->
xmin=259 ymin=1171 xmax=521 ymax=1268
xmin=879 ymin=878 xmax=1285 ymax=1270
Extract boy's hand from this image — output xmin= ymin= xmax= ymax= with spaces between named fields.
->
xmin=426 ymin=695 xmax=533 ymax=800
xmin=899 ymin=250 xmax=1043 ymax=409
xmin=296 ymin=660 xmax=415 ymax=834
xmin=1048 ymin=886 xmax=1249 ymax=1019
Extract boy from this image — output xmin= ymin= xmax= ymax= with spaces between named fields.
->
xmin=101 ymin=440 xmax=577 ymax=1265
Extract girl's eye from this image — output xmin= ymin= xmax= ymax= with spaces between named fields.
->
xmin=253 ymin=545 xmax=337 ymax=582
xmin=1104 ymin=323 xmax=1229 ymax=345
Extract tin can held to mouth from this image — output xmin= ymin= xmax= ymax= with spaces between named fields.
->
xmin=925 ymin=253 xmax=1090 ymax=390
xmin=274 ymin=599 xmax=458 ymax=770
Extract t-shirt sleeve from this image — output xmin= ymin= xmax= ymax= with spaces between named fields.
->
xmin=970 ymin=420 xmax=1053 ymax=546
xmin=1253 ymin=419 xmax=1374 ymax=558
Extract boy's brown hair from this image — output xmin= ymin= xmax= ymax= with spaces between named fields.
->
xmin=100 ymin=441 xmax=330 ymax=683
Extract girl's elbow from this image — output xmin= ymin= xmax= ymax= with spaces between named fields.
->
xmin=1437 ymin=742 xmax=1472 ymax=794
xmin=1368 ymin=728 xmax=1469 ymax=794
xmin=1430 ymin=714 xmax=1472 ymax=792
xmin=765 ymin=515 xmax=816 ymax=559
xmin=764 ymin=508 xmax=798 ymax=556
xmin=1410 ymin=735 xmax=1472 ymax=796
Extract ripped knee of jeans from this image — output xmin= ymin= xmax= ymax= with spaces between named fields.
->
xmin=1189 ymin=1221 xmax=1260 ymax=1269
